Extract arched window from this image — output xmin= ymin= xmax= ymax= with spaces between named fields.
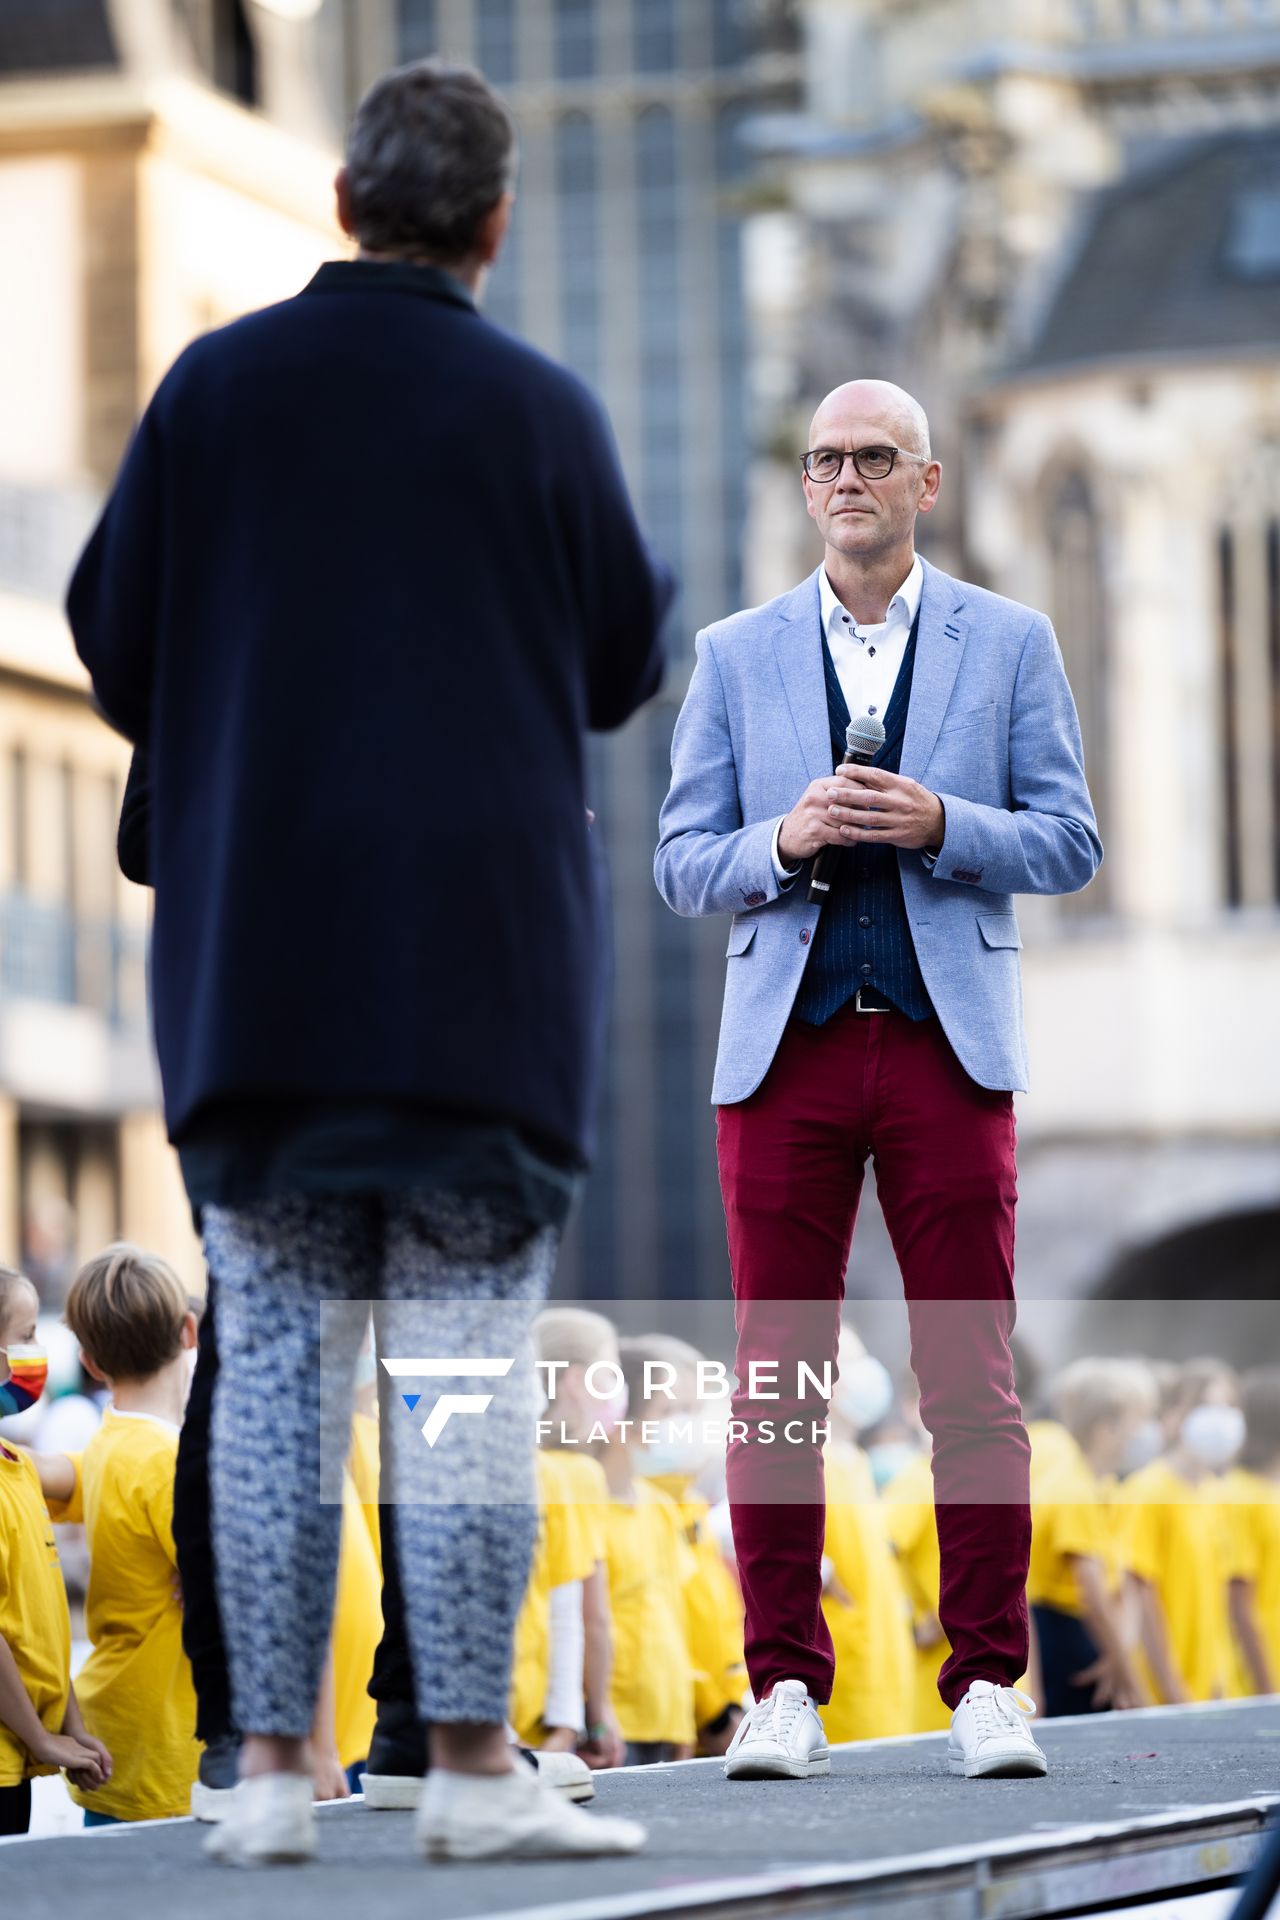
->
xmin=1216 ymin=505 xmax=1280 ymax=908
xmin=553 ymin=0 xmax=595 ymax=80
xmin=1046 ymin=467 xmax=1111 ymax=915
xmin=635 ymin=107 xmax=682 ymax=624
xmin=474 ymin=0 xmax=515 ymax=84
xmin=396 ymin=0 xmax=436 ymax=62
xmin=634 ymin=0 xmax=678 ymax=73
xmin=556 ymin=114 xmax=599 ymax=386
xmin=716 ymin=107 xmax=748 ymax=612
xmin=712 ymin=0 xmax=747 ymax=68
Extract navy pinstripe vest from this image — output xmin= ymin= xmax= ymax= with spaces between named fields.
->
xmin=792 ymin=603 xmax=935 ymax=1026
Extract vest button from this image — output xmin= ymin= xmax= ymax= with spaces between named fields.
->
xmin=858 ymin=915 xmax=871 ymax=928
xmin=799 ymin=928 xmax=811 ymax=946
xmin=859 ymin=962 xmax=873 ymax=976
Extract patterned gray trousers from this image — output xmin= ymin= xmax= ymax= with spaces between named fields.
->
xmin=203 ymin=1189 xmax=556 ymax=1737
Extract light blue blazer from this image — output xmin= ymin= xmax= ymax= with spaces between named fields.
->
xmin=654 ymin=559 xmax=1103 ymax=1103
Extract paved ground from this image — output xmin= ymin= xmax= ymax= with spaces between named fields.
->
xmin=18 ymin=1700 xmax=1280 ymax=1920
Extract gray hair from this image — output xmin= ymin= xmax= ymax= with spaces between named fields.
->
xmin=344 ymin=60 xmax=517 ymax=266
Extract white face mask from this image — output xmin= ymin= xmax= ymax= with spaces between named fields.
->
xmin=1122 ymin=1419 xmax=1164 ymax=1474
xmin=834 ymin=1355 xmax=895 ymax=1435
xmin=1180 ymin=1404 xmax=1245 ymax=1470
xmin=642 ymin=1416 xmax=712 ymax=1479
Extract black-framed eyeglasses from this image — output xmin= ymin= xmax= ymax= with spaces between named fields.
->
xmin=801 ymin=445 xmax=930 ymax=483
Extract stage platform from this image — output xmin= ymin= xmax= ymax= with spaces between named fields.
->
xmin=18 ymin=1698 xmax=1280 ymax=1920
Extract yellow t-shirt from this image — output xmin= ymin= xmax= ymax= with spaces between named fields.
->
xmin=0 ymin=1443 xmax=72 ymax=1785
xmin=1220 ymin=1466 xmax=1280 ymax=1696
xmin=68 ymin=1408 xmax=201 ymax=1820
xmin=1120 ymin=1457 xmax=1232 ymax=1704
xmin=545 ymin=1448 xmax=609 ymax=1564
xmin=508 ymin=1449 xmax=604 ymax=1747
xmin=820 ymin=1441 xmax=915 ymax=1744
xmin=641 ymin=1474 xmax=746 ymax=1734
xmin=604 ymin=1480 xmax=696 ymax=1745
xmin=331 ymin=1467 xmax=381 ymax=1771
xmin=1027 ymin=1432 xmax=1109 ymax=1617
xmin=881 ymin=1449 xmax=950 ymax=1733
xmin=1027 ymin=1419 xmax=1077 ymax=1479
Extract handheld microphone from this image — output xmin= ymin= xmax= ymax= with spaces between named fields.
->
xmin=807 ymin=712 xmax=886 ymax=905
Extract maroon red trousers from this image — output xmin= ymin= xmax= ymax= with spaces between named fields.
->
xmin=717 ymin=1003 xmax=1031 ymax=1711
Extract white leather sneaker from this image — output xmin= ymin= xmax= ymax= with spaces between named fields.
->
xmin=528 ymin=1749 xmax=595 ymax=1802
xmin=362 ymin=1744 xmax=594 ymax=1809
xmin=723 ymin=1680 xmax=830 ymax=1781
xmin=204 ymin=1771 xmax=316 ymax=1866
xmin=948 ymin=1682 xmax=1047 ymax=1779
xmin=416 ymin=1765 xmax=646 ymax=1860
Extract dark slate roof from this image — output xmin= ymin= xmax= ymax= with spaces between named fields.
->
xmin=0 ymin=0 xmax=117 ymax=76
xmin=1015 ymin=131 xmax=1280 ymax=376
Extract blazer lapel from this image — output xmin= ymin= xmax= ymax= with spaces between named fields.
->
xmin=772 ymin=569 xmax=832 ymax=785
xmin=899 ymin=560 xmax=968 ymax=783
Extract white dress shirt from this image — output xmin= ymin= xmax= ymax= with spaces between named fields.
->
xmin=772 ymin=557 xmax=937 ymax=883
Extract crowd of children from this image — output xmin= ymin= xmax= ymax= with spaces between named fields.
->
xmin=0 ymin=1254 xmax=1277 ymax=1836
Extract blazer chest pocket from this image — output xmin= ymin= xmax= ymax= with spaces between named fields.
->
xmin=977 ymin=914 xmax=1022 ymax=950
xmin=726 ymin=919 xmax=758 ymax=957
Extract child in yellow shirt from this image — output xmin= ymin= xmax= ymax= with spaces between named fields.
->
xmin=1223 ymin=1367 xmax=1280 ymax=1696
xmin=607 ymin=1341 xmax=697 ymax=1763
xmin=630 ymin=1334 xmax=747 ymax=1757
xmin=820 ymin=1327 xmax=914 ymax=1744
xmin=0 ymin=1265 xmax=110 ymax=1834
xmin=39 ymin=1245 xmax=201 ymax=1822
xmin=509 ymin=1446 xmax=601 ymax=1750
xmin=1120 ymin=1358 xmax=1242 ymax=1704
xmin=1028 ymin=1358 xmax=1154 ymax=1716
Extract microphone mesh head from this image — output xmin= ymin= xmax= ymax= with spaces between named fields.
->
xmin=847 ymin=713 xmax=886 ymax=755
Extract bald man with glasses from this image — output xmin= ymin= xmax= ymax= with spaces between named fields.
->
xmin=656 ymin=380 xmax=1103 ymax=1786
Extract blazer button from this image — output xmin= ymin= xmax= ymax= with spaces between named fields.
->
xmin=799 ymin=928 xmax=811 ymax=946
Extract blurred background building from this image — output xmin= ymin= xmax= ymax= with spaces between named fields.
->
xmin=744 ymin=0 xmax=1280 ymax=1341
xmin=0 ymin=0 xmax=345 ymax=1292
xmin=1 ymin=0 xmax=1276 ymax=1349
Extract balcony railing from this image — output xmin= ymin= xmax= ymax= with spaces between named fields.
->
xmin=1065 ymin=0 xmax=1280 ymax=36
xmin=0 ymin=893 xmax=147 ymax=1030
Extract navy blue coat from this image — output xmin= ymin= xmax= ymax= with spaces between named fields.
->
xmin=69 ymin=260 xmax=669 ymax=1164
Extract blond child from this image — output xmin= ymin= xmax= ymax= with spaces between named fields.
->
xmin=1223 ymin=1367 xmax=1280 ymax=1696
xmin=628 ymin=1333 xmax=748 ymax=1758
xmin=0 ymin=1265 xmax=110 ymax=1833
xmin=607 ymin=1340 xmax=697 ymax=1763
xmin=1029 ymin=1358 xmax=1155 ymax=1716
xmin=531 ymin=1308 xmax=625 ymax=1768
xmin=36 ymin=1246 xmax=200 ymax=1822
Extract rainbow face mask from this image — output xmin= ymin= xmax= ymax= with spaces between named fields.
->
xmin=0 ymin=1344 xmax=48 ymax=1417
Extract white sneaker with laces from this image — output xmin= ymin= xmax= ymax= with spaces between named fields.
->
xmin=204 ymin=1772 xmax=315 ymax=1866
xmin=723 ymin=1680 xmax=830 ymax=1781
xmin=947 ymin=1681 xmax=1047 ymax=1779
xmin=415 ymin=1765 xmax=646 ymax=1861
